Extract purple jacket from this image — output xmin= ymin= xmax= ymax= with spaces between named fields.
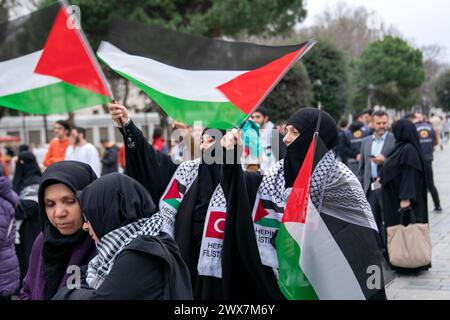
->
xmin=0 ymin=176 xmax=20 ymax=296
xmin=20 ymin=232 xmax=96 ymax=300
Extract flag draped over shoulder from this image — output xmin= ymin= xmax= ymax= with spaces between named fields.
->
xmin=97 ymin=18 xmax=315 ymax=129
xmin=0 ymin=3 xmax=111 ymax=114
xmin=277 ymin=134 xmax=386 ymax=300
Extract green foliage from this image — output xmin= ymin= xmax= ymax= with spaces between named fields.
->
xmin=264 ymin=62 xmax=313 ymax=124
xmin=302 ymin=40 xmax=350 ymax=120
xmin=40 ymin=0 xmax=307 ymax=48
xmin=434 ymin=70 xmax=450 ymax=111
xmin=353 ymin=36 xmax=425 ymax=110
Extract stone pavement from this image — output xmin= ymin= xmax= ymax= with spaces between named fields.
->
xmin=386 ymin=142 xmax=450 ymax=300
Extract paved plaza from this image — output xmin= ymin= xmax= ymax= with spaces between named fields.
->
xmin=386 ymin=142 xmax=450 ymax=300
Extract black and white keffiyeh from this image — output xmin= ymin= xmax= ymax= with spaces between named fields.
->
xmin=86 ymin=214 xmax=163 ymax=289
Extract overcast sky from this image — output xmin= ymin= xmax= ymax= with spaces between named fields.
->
xmin=303 ymin=0 xmax=450 ymax=64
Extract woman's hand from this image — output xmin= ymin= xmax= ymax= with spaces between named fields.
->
xmin=400 ymin=199 xmax=411 ymax=209
xmin=172 ymin=120 xmax=188 ymax=130
xmin=221 ymin=128 xmax=241 ymax=150
xmin=108 ymin=102 xmax=129 ymax=126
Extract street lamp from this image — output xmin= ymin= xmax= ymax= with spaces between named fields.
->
xmin=313 ymin=79 xmax=323 ymax=108
xmin=421 ymin=95 xmax=429 ymax=116
xmin=443 ymin=90 xmax=449 ymax=110
xmin=367 ymin=84 xmax=375 ymax=109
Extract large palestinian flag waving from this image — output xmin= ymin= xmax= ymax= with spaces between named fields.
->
xmin=0 ymin=2 xmax=111 ymax=114
xmin=97 ymin=18 xmax=315 ymax=129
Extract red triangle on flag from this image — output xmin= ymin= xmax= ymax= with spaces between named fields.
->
xmin=34 ymin=7 xmax=109 ymax=96
xmin=163 ymin=180 xmax=181 ymax=200
xmin=253 ymin=200 xmax=270 ymax=223
xmin=282 ymin=135 xmax=316 ymax=224
xmin=217 ymin=46 xmax=306 ymax=115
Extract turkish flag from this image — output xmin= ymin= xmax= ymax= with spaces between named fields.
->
xmin=205 ymin=211 xmax=226 ymax=239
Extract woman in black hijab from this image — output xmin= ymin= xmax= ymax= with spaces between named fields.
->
xmin=221 ymin=107 xmax=386 ymax=300
xmin=12 ymin=151 xmax=41 ymax=194
xmin=54 ymin=173 xmax=193 ymax=300
xmin=283 ymin=107 xmax=339 ymax=187
xmin=12 ymin=152 xmax=42 ymax=285
xmin=380 ymin=119 xmax=428 ymax=227
xmin=220 ymin=108 xmax=340 ymax=299
xmin=20 ymin=161 xmax=97 ymax=300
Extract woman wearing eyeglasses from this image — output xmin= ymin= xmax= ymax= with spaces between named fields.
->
xmin=20 ymin=161 xmax=97 ymax=300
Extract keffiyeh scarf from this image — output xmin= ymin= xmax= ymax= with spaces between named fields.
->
xmin=86 ymin=213 xmax=163 ymax=289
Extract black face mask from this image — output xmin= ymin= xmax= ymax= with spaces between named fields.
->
xmin=283 ymin=108 xmax=338 ymax=188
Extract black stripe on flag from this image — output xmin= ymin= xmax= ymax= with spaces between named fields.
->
xmin=104 ymin=17 xmax=308 ymax=71
xmin=320 ymin=212 xmax=387 ymax=300
xmin=0 ymin=3 xmax=59 ymax=62
xmin=261 ymin=199 xmax=284 ymax=214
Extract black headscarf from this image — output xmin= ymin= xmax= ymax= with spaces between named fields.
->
xmin=77 ymin=173 xmax=157 ymax=239
xmin=284 ymin=107 xmax=339 ymax=188
xmin=380 ymin=119 xmax=426 ymax=184
xmin=38 ymin=161 xmax=97 ymax=299
xmin=12 ymin=151 xmax=42 ymax=193
xmin=192 ymin=137 xmax=223 ymax=252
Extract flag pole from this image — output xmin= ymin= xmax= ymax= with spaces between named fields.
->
xmin=315 ymin=103 xmax=323 ymax=134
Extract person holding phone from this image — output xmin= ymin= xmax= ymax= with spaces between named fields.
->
xmin=357 ymin=111 xmax=395 ymax=256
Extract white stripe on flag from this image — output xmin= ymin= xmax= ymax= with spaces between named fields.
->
xmin=97 ymin=41 xmax=246 ymax=102
xmin=285 ymin=198 xmax=366 ymax=300
xmin=0 ymin=50 xmax=60 ymax=97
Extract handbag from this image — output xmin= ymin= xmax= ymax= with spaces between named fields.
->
xmin=386 ymin=208 xmax=432 ymax=268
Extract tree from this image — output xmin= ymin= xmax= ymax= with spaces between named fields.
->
xmin=302 ymin=40 xmax=350 ymax=120
xmin=0 ymin=0 xmax=14 ymax=119
xmin=434 ymin=71 xmax=450 ymax=111
xmin=420 ymin=45 xmax=449 ymax=106
xmin=39 ymin=0 xmax=307 ymax=47
xmin=353 ymin=36 xmax=425 ymax=110
xmin=35 ymin=0 xmax=309 ymax=126
xmin=264 ymin=62 xmax=313 ymax=124
xmin=304 ymin=1 xmax=384 ymax=58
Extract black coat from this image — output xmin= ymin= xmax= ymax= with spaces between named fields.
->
xmin=381 ymin=150 xmax=428 ymax=227
xmin=53 ymin=233 xmax=193 ymax=300
xmin=101 ymin=145 xmax=119 ymax=176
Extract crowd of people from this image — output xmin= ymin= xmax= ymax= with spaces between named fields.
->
xmin=0 ymin=102 xmax=447 ymax=300
xmin=336 ymin=109 xmax=446 ymax=268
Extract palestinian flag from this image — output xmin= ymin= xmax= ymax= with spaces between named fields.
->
xmin=253 ymin=199 xmax=282 ymax=229
xmin=276 ymin=134 xmax=383 ymax=300
xmin=161 ymin=178 xmax=185 ymax=210
xmin=0 ymin=2 xmax=111 ymax=114
xmin=97 ymin=18 xmax=315 ymax=129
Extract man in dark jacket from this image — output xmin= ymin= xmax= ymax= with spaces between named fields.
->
xmin=357 ymin=111 xmax=395 ymax=255
xmin=100 ymin=139 xmax=119 ymax=176
xmin=410 ymin=112 xmax=442 ymax=212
